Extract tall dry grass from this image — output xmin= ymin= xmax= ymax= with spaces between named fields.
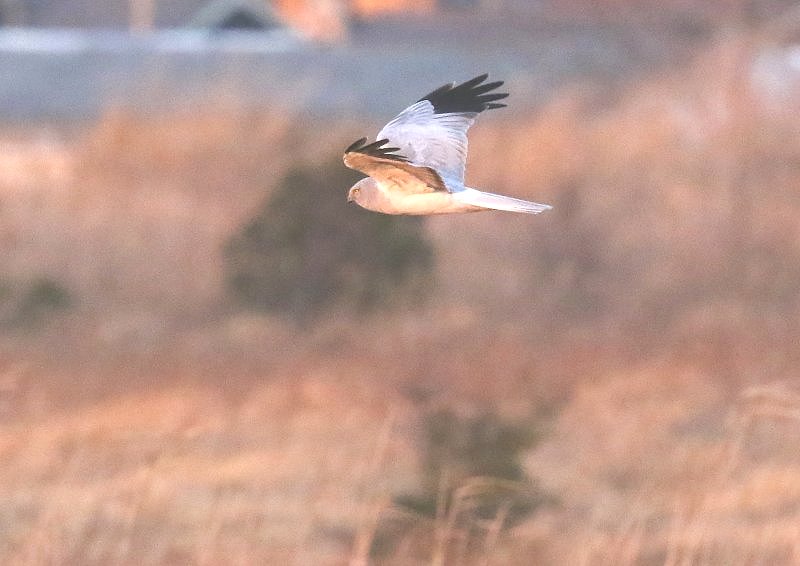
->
xmin=1 ymin=26 xmax=800 ymax=564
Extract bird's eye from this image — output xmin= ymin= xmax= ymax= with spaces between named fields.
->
xmin=353 ymin=188 xmax=360 ymax=195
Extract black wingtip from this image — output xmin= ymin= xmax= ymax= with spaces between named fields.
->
xmin=417 ymin=74 xmax=509 ymax=114
xmin=345 ymin=137 xmax=368 ymax=153
xmin=344 ymin=137 xmax=409 ymax=162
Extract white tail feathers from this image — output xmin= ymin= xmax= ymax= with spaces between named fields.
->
xmin=452 ymin=188 xmax=553 ymax=214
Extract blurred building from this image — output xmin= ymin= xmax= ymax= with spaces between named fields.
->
xmin=0 ymin=0 xmax=336 ymax=39
xmin=0 ymin=0 xmax=506 ymax=41
xmin=0 ymin=0 xmax=282 ymax=30
xmin=3 ymin=0 xmax=798 ymax=41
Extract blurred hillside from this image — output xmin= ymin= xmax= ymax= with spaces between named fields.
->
xmin=2 ymin=2 xmax=800 ymax=564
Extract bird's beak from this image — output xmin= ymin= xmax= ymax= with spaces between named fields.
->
xmin=347 ymin=192 xmax=354 ymax=203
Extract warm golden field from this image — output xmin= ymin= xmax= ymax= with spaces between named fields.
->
xmin=2 ymin=28 xmax=800 ymax=564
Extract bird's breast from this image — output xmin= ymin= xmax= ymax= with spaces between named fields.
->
xmin=370 ymin=190 xmax=481 ymax=215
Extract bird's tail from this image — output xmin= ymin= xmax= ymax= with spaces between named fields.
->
xmin=452 ymin=188 xmax=552 ymax=214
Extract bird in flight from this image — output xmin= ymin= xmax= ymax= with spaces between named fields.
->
xmin=343 ymin=74 xmax=552 ymax=215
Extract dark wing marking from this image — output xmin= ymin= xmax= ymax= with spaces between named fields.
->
xmin=343 ymin=138 xmax=448 ymax=194
xmin=417 ymin=73 xmax=509 ymax=114
xmin=344 ymin=137 xmax=409 ymax=162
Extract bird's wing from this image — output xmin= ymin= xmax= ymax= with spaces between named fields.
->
xmin=343 ymin=137 xmax=447 ymax=194
xmin=376 ymin=74 xmax=508 ymax=184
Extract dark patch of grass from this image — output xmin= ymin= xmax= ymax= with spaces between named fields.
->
xmin=372 ymin=408 xmax=549 ymax=560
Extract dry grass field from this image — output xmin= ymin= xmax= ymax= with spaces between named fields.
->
xmin=2 ymin=26 xmax=800 ymax=565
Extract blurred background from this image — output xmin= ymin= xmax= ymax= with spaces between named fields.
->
xmin=2 ymin=0 xmax=800 ymax=564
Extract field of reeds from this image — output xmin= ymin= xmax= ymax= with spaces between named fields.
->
xmin=1 ymin=24 xmax=800 ymax=564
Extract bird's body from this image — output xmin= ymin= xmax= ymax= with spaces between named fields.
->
xmin=343 ymin=74 xmax=552 ymax=216
xmin=348 ymin=177 xmax=481 ymax=215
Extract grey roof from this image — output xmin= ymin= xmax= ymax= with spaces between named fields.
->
xmin=190 ymin=0 xmax=280 ymax=30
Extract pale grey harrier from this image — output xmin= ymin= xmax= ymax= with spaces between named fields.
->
xmin=343 ymin=74 xmax=552 ymax=215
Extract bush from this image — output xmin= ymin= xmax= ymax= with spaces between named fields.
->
xmin=371 ymin=408 xmax=546 ymax=560
xmin=224 ymin=158 xmax=435 ymax=320
xmin=0 ymin=277 xmax=73 ymax=327
xmin=400 ymin=408 xmax=543 ymax=520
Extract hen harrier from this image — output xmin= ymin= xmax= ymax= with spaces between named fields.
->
xmin=343 ymin=74 xmax=552 ymax=215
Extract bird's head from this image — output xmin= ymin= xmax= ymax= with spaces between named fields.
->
xmin=347 ymin=177 xmax=380 ymax=210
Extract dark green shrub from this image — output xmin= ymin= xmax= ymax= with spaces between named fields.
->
xmin=224 ymin=159 xmax=434 ymax=320
xmin=0 ymin=277 xmax=73 ymax=327
xmin=24 ymin=278 xmax=72 ymax=310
